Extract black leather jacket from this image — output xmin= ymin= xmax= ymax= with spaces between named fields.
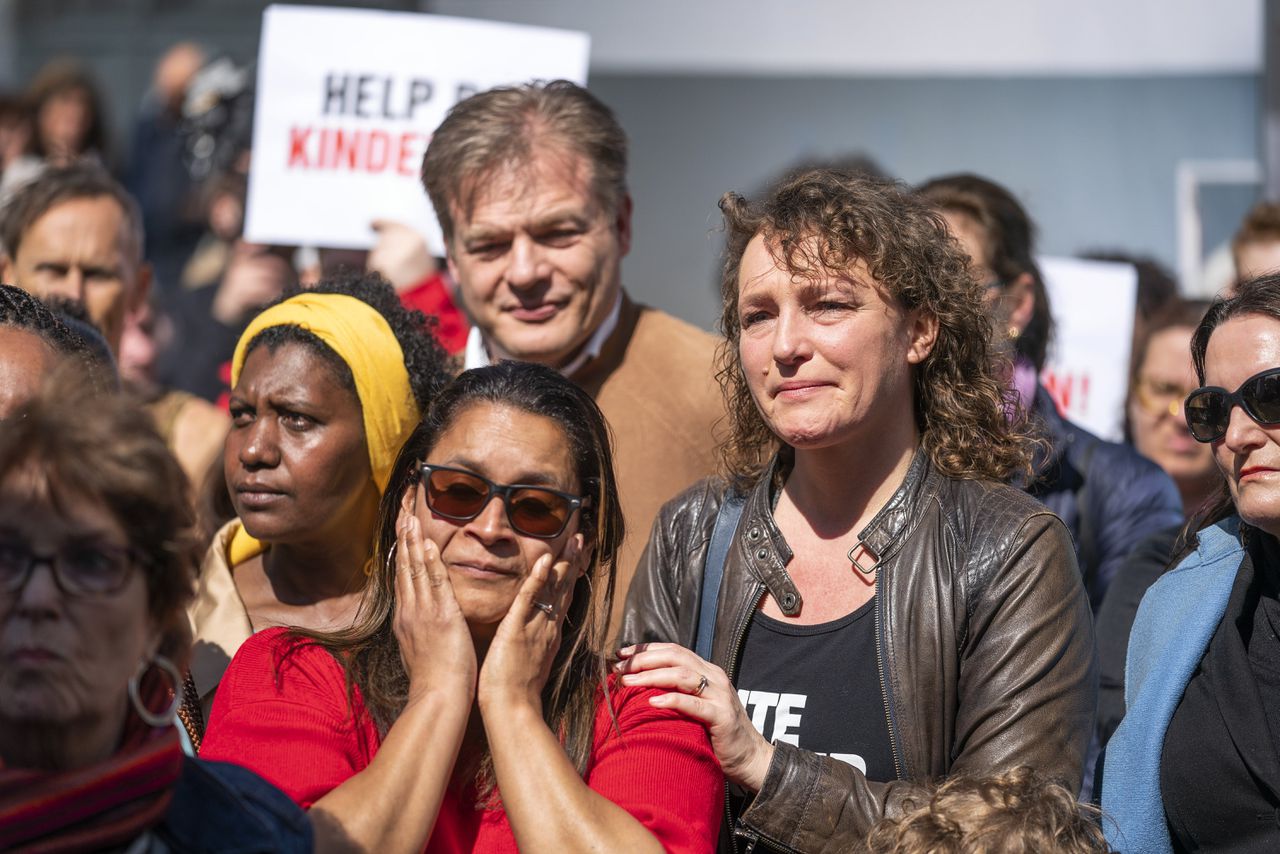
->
xmin=619 ymin=451 xmax=1097 ymax=853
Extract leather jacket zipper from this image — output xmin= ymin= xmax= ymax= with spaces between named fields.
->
xmin=723 ymin=582 xmax=767 ymax=854
xmin=874 ymin=568 xmax=904 ymax=780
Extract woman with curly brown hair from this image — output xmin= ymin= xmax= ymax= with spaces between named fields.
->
xmin=617 ymin=169 xmax=1096 ymax=853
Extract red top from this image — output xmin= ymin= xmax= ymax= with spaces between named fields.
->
xmin=201 ymin=627 xmax=722 ymax=853
xmin=398 ymin=271 xmax=469 ymax=355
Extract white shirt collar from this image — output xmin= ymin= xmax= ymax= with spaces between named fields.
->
xmin=463 ymin=293 xmax=624 ymax=377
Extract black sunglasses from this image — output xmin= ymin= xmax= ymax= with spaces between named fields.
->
xmin=419 ymin=464 xmax=587 ymax=539
xmin=1184 ymin=366 xmax=1280 ymax=443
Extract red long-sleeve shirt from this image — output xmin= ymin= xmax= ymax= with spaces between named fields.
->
xmin=201 ymin=627 xmax=722 ymax=852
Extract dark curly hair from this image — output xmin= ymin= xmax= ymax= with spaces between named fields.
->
xmin=0 ymin=283 xmax=91 ymax=358
xmin=240 ymin=270 xmax=454 ymax=414
xmin=717 ymin=169 xmax=1033 ymax=485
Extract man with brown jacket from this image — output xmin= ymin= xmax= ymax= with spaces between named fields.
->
xmin=420 ymin=81 xmax=722 ymax=633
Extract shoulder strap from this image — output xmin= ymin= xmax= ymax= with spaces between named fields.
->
xmin=696 ymin=490 xmax=746 ymax=661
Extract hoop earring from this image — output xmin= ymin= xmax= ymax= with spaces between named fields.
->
xmin=128 ymin=655 xmax=182 ymax=728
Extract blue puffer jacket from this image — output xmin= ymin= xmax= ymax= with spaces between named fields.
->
xmin=1026 ymin=388 xmax=1183 ymax=612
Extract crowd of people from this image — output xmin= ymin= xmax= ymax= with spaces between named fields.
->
xmin=2 ymin=43 xmax=1280 ymax=854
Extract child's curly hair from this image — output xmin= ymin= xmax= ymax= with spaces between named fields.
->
xmin=866 ymin=766 xmax=1112 ymax=854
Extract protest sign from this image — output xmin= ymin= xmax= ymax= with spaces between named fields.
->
xmin=244 ymin=5 xmax=590 ymax=253
xmin=1039 ymin=256 xmax=1138 ymax=441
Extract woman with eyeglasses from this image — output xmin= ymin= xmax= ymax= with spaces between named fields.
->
xmin=1126 ymin=298 xmax=1218 ymax=519
xmin=0 ymin=370 xmax=311 ymax=852
xmin=199 ymin=362 xmax=722 ymax=853
xmin=616 ymin=171 xmax=1095 ymax=852
xmin=1102 ymin=275 xmax=1280 ymax=852
xmin=184 ymin=271 xmax=451 ymax=746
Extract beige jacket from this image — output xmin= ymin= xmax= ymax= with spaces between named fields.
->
xmin=187 ymin=520 xmax=253 ymax=726
xmin=573 ymin=295 xmax=724 ymax=636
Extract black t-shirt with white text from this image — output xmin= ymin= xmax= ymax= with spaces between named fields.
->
xmin=734 ymin=597 xmax=896 ymax=783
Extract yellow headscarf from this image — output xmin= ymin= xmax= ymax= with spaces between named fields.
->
xmin=226 ymin=292 xmax=419 ymax=565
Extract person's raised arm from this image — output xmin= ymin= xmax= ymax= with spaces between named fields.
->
xmin=481 ymin=542 xmax=719 ymax=853
xmin=309 ymin=508 xmax=475 ymax=852
xmin=204 ymin=493 xmax=476 ymax=854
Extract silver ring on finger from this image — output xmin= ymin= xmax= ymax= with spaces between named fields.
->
xmin=533 ymin=600 xmax=555 ymax=619
xmin=693 ymin=674 xmax=709 ymax=696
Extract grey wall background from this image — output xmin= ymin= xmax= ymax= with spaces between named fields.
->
xmin=591 ymin=73 xmax=1260 ymax=329
xmin=3 ymin=2 xmax=1261 ymax=330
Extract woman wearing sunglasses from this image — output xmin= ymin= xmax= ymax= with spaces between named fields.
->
xmin=1103 ymin=276 xmax=1280 ymax=852
xmin=199 ymin=361 xmax=722 ymax=853
xmin=617 ymin=171 xmax=1096 ymax=852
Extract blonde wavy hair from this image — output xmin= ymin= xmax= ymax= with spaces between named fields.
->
xmin=865 ymin=766 xmax=1111 ymax=854
xmin=716 ymin=169 xmax=1034 ymax=486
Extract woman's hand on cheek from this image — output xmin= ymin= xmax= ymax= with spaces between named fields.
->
xmin=392 ymin=500 xmax=476 ymax=709
xmin=614 ymin=643 xmax=775 ymax=794
xmin=477 ymin=535 xmax=583 ymax=714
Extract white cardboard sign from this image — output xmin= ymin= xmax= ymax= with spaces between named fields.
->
xmin=244 ymin=5 xmax=590 ymax=253
xmin=1038 ymin=256 xmax=1138 ymax=441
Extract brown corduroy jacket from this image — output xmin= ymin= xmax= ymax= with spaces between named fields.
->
xmin=572 ymin=293 xmax=724 ymax=637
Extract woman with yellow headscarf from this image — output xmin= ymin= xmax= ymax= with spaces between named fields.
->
xmin=183 ymin=272 xmax=452 ymax=745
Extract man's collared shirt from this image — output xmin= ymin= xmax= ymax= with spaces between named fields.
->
xmin=462 ymin=293 xmax=624 ymax=377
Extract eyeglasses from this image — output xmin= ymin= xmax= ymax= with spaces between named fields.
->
xmin=419 ymin=464 xmax=587 ymax=539
xmin=1135 ymin=377 xmax=1193 ymax=418
xmin=1184 ymin=367 xmax=1280 ymax=443
xmin=0 ymin=534 xmax=139 ymax=597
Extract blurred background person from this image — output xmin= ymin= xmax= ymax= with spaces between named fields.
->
xmin=0 ymin=369 xmax=311 ymax=852
xmin=919 ymin=173 xmax=1183 ymax=614
xmin=0 ymin=92 xmax=38 ymax=200
xmin=1232 ymin=201 xmax=1280 ymax=287
xmin=1125 ymin=297 xmax=1218 ymax=518
xmin=619 ymin=171 xmax=1095 ymax=850
xmin=127 ymin=41 xmax=207 ymax=310
xmin=864 ymin=766 xmax=1110 ymax=854
xmin=119 ymin=298 xmax=230 ymax=493
xmin=165 ymin=164 xmax=297 ymax=405
xmin=1102 ymin=275 xmax=1280 ymax=853
xmin=201 ymin=361 xmax=721 ymax=852
xmin=25 ymin=59 xmax=110 ymax=170
xmin=184 ymin=272 xmax=451 ymax=742
xmin=0 ymin=162 xmax=148 ymax=353
xmin=0 ymin=162 xmax=230 ymax=489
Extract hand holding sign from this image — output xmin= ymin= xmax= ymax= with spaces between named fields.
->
xmin=367 ymin=220 xmax=436 ymax=291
